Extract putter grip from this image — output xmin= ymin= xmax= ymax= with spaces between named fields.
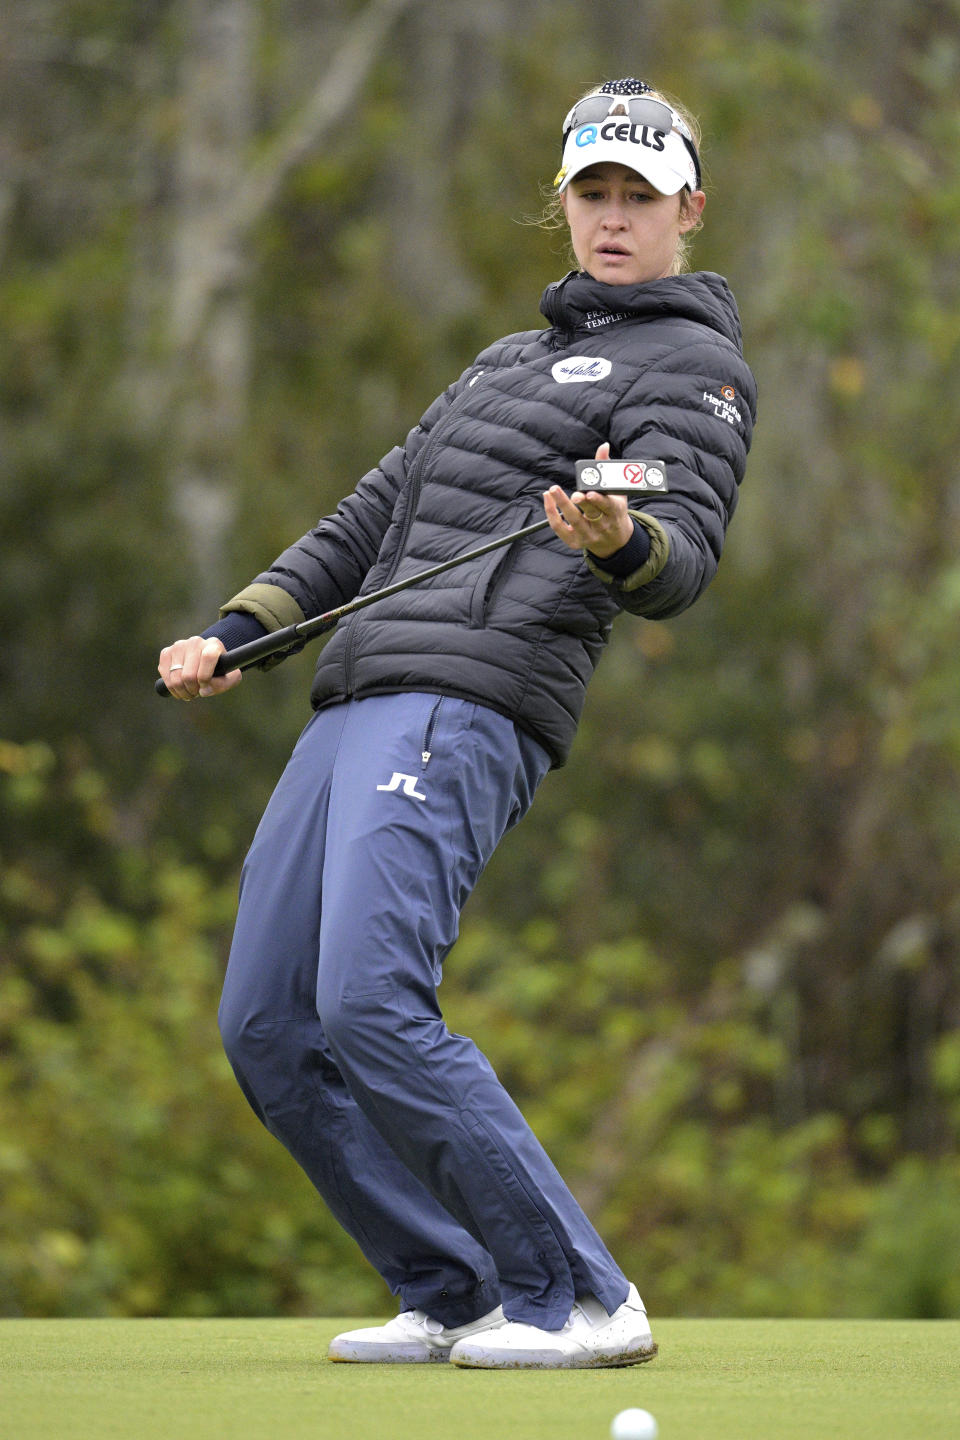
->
xmin=155 ymin=650 xmax=233 ymax=698
xmin=154 ymin=627 xmax=306 ymax=697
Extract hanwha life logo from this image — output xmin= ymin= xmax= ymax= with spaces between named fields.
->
xmin=552 ymin=356 xmax=613 ymax=384
xmin=703 ymin=384 xmax=743 ymax=427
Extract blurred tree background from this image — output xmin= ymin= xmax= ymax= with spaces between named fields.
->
xmin=2 ymin=0 xmax=959 ymax=1320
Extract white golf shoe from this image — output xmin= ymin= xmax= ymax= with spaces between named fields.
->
xmin=328 ymin=1304 xmax=507 ymax=1363
xmin=449 ymin=1284 xmax=656 ymax=1369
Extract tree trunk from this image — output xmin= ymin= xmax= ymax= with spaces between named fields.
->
xmin=164 ymin=0 xmax=416 ymax=614
xmin=168 ymin=0 xmax=254 ymax=614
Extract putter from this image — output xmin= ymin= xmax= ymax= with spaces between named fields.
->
xmin=155 ymin=459 xmax=669 ymax=697
xmin=155 ymin=518 xmax=550 ymax=696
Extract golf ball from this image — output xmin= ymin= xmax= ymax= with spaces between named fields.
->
xmin=610 ymin=1409 xmax=658 ymax=1440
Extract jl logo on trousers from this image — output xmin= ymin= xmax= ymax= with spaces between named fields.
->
xmin=376 ymin=772 xmax=427 ymax=801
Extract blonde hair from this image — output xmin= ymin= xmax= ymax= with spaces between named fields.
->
xmin=535 ymin=82 xmax=705 ymax=277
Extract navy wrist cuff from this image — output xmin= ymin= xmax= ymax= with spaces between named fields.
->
xmin=588 ymin=518 xmax=651 ymax=577
xmin=201 ymin=612 xmax=268 ymax=651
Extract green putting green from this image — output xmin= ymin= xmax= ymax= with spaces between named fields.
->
xmin=2 ymin=1318 xmax=958 ymax=1439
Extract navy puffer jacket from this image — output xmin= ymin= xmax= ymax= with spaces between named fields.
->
xmin=224 ymin=271 xmax=757 ymax=766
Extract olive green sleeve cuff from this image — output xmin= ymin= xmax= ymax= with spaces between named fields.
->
xmin=220 ymin=583 xmax=305 ymax=632
xmin=584 ymin=511 xmax=671 ymax=592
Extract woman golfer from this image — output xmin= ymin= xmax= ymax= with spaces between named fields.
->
xmin=159 ymin=78 xmax=756 ymax=1368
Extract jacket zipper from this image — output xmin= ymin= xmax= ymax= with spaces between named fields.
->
xmin=341 ymin=385 xmax=482 ymax=693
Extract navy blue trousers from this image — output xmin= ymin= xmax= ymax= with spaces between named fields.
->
xmin=218 ymin=692 xmax=629 ymax=1330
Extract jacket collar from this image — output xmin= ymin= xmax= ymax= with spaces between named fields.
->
xmin=539 ymin=270 xmax=745 ymax=350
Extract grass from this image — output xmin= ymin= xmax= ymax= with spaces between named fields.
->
xmin=1 ymin=1317 xmax=959 ymax=1440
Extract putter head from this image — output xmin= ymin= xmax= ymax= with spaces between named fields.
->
xmin=575 ymin=459 xmax=668 ymax=494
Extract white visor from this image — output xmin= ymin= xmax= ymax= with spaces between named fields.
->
xmin=555 ymin=120 xmax=698 ymax=196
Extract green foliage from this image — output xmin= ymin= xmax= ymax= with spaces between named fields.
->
xmin=3 ymin=737 xmax=956 ymax=1318
xmin=0 ymin=740 xmax=386 ymax=1319
xmin=445 ymin=913 xmax=960 ymax=1318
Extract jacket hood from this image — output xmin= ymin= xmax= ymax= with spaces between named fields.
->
xmin=539 ymin=270 xmax=745 ymax=351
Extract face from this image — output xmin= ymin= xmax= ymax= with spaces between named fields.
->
xmin=560 ymin=162 xmax=705 ymax=285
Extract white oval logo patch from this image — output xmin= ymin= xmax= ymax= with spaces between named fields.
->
xmin=551 ymin=356 xmax=613 ymax=385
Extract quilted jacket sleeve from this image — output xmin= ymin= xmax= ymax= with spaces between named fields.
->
xmin=587 ymin=332 xmax=756 ymax=621
xmin=219 ymin=382 xmax=463 ymax=630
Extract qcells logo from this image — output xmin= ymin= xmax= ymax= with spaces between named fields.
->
xmin=574 ymin=122 xmax=667 ymax=153
xmin=552 ymin=357 xmax=613 ymax=385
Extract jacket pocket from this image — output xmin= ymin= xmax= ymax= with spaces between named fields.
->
xmin=468 ymin=544 xmax=519 ymax=629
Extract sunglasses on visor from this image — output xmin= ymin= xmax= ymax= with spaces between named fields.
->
xmin=560 ymin=94 xmax=702 ymax=189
